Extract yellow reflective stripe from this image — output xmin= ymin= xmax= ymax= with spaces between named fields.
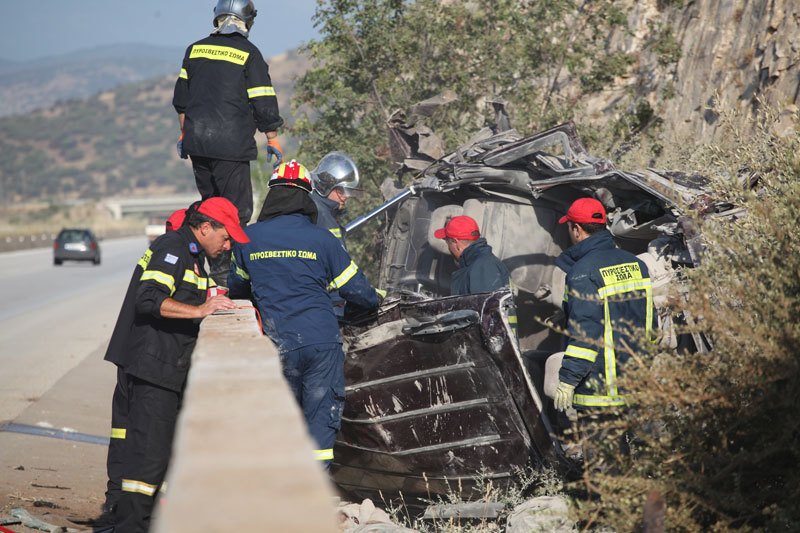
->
xmin=329 ymin=228 xmax=342 ymax=238
xmin=564 ymin=344 xmax=598 ymax=362
xmin=111 ymin=428 xmax=126 ymax=439
xmin=328 ymin=260 xmax=358 ymax=290
xmin=122 ymin=479 xmax=158 ymax=496
xmin=598 ymin=278 xmax=652 ymax=298
xmin=182 ymin=269 xmax=208 ymax=290
xmin=573 ymin=394 xmax=626 ymax=407
xmin=141 ymin=270 xmax=176 ymax=295
xmin=646 ymin=286 xmax=654 ymax=341
xmin=232 ymin=255 xmax=250 ymax=280
xmin=602 ymin=299 xmax=619 ymax=395
xmin=179 ymin=68 xmax=188 ymax=80
xmin=234 ymin=264 xmax=250 ymax=280
xmin=314 ymin=448 xmax=334 ymax=461
xmin=189 ymin=44 xmax=249 ymax=65
xmin=507 ymin=314 xmax=518 ymax=324
xmin=137 ymin=249 xmax=153 ymax=270
xmin=247 ymin=85 xmax=276 ymax=98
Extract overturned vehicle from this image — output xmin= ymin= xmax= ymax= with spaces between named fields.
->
xmin=331 ymin=111 xmax=723 ymax=507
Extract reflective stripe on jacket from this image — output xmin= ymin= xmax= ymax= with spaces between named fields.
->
xmin=311 ymin=192 xmax=348 ymax=316
xmin=555 ymin=230 xmax=654 ymax=408
xmin=228 ymin=213 xmax=379 ymax=352
xmin=104 ymin=226 xmax=210 ymax=391
xmin=172 ymin=33 xmax=283 ymax=161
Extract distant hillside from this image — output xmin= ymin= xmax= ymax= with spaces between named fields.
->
xmin=0 ymin=49 xmax=308 ymax=203
xmin=0 ymin=44 xmax=184 ymax=117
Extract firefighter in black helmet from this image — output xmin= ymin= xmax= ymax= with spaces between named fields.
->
xmin=173 ymin=0 xmax=284 ymax=287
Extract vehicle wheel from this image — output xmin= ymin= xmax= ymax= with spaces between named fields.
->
xmin=93 ymin=256 xmax=101 ymax=266
xmin=54 ymin=258 xmax=62 ymax=266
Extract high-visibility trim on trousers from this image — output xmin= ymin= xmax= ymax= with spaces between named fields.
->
xmin=314 ymin=449 xmax=334 ymax=461
xmin=111 ymin=428 xmax=126 ymax=439
xmin=121 ymin=479 xmax=158 ymax=496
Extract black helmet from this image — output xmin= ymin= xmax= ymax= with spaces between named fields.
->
xmin=213 ymin=0 xmax=257 ymax=30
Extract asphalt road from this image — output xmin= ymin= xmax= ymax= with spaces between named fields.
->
xmin=0 ymin=236 xmax=154 ymax=527
xmin=0 ymin=236 xmax=148 ymax=423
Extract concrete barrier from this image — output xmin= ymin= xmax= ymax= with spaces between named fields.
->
xmin=153 ymin=303 xmax=336 ymax=532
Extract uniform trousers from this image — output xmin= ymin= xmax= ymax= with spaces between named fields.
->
xmin=107 ymin=371 xmax=182 ymax=533
xmin=279 ymin=343 xmax=345 ymax=467
xmin=190 ymin=156 xmax=252 ymax=286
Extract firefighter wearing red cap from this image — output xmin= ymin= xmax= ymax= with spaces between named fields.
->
xmin=228 ymin=160 xmax=381 ymax=468
xmin=434 ymin=215 xmax=510 ymax=295
xmin=99 ymin=197 xmax=249 ymax=532
xmin=553 ymin=197 xmax=654 ymax=416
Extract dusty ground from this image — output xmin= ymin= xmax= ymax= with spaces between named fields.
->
xmin=0 ymin=345 xmax=115 ymax=532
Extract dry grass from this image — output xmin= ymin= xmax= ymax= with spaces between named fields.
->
xmin=569 ymin=101 xmax=800 ymax=531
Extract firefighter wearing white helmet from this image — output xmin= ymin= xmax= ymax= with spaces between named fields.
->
xmin=310 ymin=152 xmax=363 ymax=316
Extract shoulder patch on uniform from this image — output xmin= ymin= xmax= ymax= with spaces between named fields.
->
xmin=164 ymin=253 xmax=179 ymax=265
xmin=189 ymin=242 xmax=199 ymax=254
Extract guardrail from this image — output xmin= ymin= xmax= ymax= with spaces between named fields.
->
xmin=152 ymin=303 xmax=336 ymax=532
xmin=0 ymin=230 xmax=144 ymax=253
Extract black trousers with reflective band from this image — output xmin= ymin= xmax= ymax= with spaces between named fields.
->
xmin=190 ymin=156 xmax=252 ymax=286
xmin=109 ymin=373 xmax=182 ymax=533
xmin=104 ymin=367 xmax=131 ymax=514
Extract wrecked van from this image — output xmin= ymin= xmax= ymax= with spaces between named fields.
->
xmin=331 ymin=109 xmax=722 ymax=507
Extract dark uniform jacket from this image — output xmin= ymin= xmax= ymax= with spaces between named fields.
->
xmin=311 ymin=192 xmax=348 ymax=316
xmin=228 ymin=213 xmax=379 ymax=352
xmin=105 ymin=226 xmax=211 ymax=392
xmin=172 ymin=33 xmax=284 ymax=161
xmin=555 ymin=230 xmax=654 ymax=409
xmin=450 ymin=238 xmax=510 ymax=296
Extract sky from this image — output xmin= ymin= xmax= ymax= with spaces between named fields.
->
xmin=0 ymin=0 xmax=320 ymax=62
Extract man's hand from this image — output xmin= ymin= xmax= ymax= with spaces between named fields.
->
xmin=197 ymin=295 xmax=237 ymax=317
xmin=554 ymin=382 xmax=576 ymax=412
xmin=266 ymin=136 xmax=283 ymax=169
xmin=375 ymin=288 xmax=387 ymax=302
xmin=176 ymin=132 xmax=187 ymax=159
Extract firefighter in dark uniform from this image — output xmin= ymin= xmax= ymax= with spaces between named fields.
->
xmin=99 ymin=198 xmax=249 ymax=532
xmin=228 ymin=160 xmax=381 ymax=467
xmin=172 ymin=0 xmax=284 ymax=286
xmin=433 ymin=215 xmax=510 ymax=295
xmin=309 ymin=152 xmax=370 ymax=316
xmin=553 ymin=198 xmax=654 ymax=438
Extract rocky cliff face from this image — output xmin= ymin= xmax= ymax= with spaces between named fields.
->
xmin=585 ymin=0 xmax=798 ymax=138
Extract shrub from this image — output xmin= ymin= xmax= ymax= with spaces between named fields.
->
xmin=574 ymin=103 xmax=800 ymax=530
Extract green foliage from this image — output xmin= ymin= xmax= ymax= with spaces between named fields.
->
xmin=293 ymin=0 xmax=635 ymax=277
xmin=650 ymin=23 xmax=682 ymax=66
xmin=580 ymin=52 xmax=635 ymax=93
xmin=0 ymin=77 xmax=186 ymax=203
xmin=575 ymin=103 xmax=800 ymax=531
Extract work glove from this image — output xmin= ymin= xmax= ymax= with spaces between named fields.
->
xmin=375 ymin=288 xmax=387 ymax=303
xmin=266 ymin=137 xmax=283 ymax=169
xmin=176 ymin=132 xmax=187 ymax=159
xmin=554 ymin=382 xmax=576 ymax=412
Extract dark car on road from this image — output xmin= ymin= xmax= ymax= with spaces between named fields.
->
xmin=53 ymin=228 xmax=101 ymax=266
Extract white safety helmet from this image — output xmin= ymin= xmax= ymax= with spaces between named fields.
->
xmin=213 ymin=0 xmax=257 ymax=30
xmin=311 ymin=152 xmax=362 ymax=198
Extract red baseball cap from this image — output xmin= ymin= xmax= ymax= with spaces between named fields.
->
xmin=165 ymin=208 xmax=187 ymax=232
xmin=434 ymin=215 xmax=481 ymax=240
xmin=559 ymin=198 xmax=607 ymax=225
xmin=196 ymin=197 xmax=250 ymax=244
